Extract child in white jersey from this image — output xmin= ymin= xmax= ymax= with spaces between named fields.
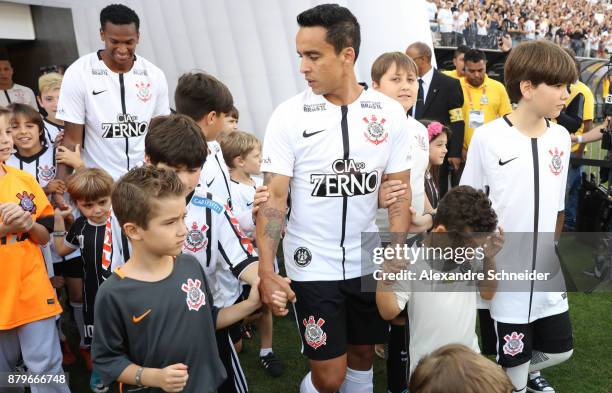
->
xmin=221 ymin=131 xmax=284 ymax=378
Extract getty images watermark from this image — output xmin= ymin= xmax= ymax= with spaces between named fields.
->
xmin=357 ymin=231 xmax=608 ymax=293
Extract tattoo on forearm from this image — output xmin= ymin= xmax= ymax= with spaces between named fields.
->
xmin=261 ymin=206 xmax=285 ymax=242
xmin=263 ymin=172 xmax=279 ymax=186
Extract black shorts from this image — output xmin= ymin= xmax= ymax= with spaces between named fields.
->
xmin=291 ymin=275 xmax=389 ymax=361
xmin=478 ymin=309 xmax=497 ymax=356
xmin=53 ymin=257 xmax=83 ymax=278
xmin=494 ymin=311 xmax=573 ymax=368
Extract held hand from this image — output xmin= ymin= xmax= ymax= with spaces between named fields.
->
xmin=251 ymin=186 xmax=270 ymax=220
xmin=156 ymin=364 xmax=189 ymax=392
xmin=52 ymin=193 xmax=69 ymax=210
xmin=54 ymin=205 xmax=73 ymax=219
xmin=56 ymin=144 xmax=83 ymax=169
xmin=259 ymin=271 xmax=295 ymax=316
xmin=448 ymin=157 xmax=462 ymax=171
xmin=378 ymin=178 xmax=408 ymax=208
xmin=53 ymin=131 xmax=64 ymax=147
xmin=45 ymin=179 xmax=66 ymax=195
xmin=246 ymin=277 xmax=262 ymax=310
xmin=482 ymin=227 xmax=505 ymax=259
xmin=0 ymin=203 xmax=25 ymax=224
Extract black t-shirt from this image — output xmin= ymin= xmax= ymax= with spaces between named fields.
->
xmin=92 ymin=254 xmax=226 ymax=392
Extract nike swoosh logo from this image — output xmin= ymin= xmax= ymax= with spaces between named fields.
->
xmin=92 ymin=90 xmax=107 ymax=96
xmin=246 ymin=202 xmax=254 ymax=207
xmin=499 ymin=157 xmax=518 ymax=166
xmin=302 ymin=129 xmax=326 ymax=138
xmin=206 ymin=178 xmax=215 ymax=187
xmin=132 ymin=309 xmax=151 ymax=323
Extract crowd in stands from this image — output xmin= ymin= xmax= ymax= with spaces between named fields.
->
xmin=427 ymin=0 xmax=612 ymax=57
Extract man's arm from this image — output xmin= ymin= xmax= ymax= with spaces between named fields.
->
xmin=386 ymin=170 xmax=412 ymax=238
xmin=56 ymin=122 xmax=84 ymax=182
xmin=255 ymin=172 xmax=295 ymax=314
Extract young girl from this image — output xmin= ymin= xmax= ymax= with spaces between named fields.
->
xmin=6 ymin=103 xmax=87 ymax=367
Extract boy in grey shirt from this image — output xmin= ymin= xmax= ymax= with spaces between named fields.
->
xmin=92 ymin=166 xmax=286 ymax=392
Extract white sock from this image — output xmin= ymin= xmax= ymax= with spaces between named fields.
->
xmin=505 ymin=362 xmax=529 ymax=393
xmin=529 ymin=350 xmax=573 ymax=372
xmin=339 ymin=367 xmax=373 ymax=393
xmin=529 ymin=370 xmax=541 ymax=379
xmin=260 ymin=348 xmax=273 ymax=357
xmin=70 ymin=302 xmax=86 ymax=348
xmin=300 ymin=372 xmax=319 ymax=393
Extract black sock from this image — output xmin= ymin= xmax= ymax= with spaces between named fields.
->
xmin=386 ymin=322 xmax=408 ymax=393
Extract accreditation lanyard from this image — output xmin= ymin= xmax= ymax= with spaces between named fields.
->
xmin=466 ymin=83 xmax=487 ymax=129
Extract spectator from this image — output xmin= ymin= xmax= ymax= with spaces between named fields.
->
xmin=438 ymin=2 xmax=455 ymax=46
xmin=0 ymin=54 xmax=37 ymax=108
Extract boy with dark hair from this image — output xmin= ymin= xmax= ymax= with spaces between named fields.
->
xmin=224 ymin=106 xmax=240 ymax=133
xmin=143 ymin=114 xmax=272 ymax=393
xmin=461 ymin=40 xmax=576 ymax=393
xmin=92 ymin=166 xmax=279 ymax=393
xmin=174 ymin=71 xmax=237 ymax=206
xmin=377 ymin=185 xmax=502 ymax=379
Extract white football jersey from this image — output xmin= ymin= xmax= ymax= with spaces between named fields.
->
xmin=183 ymin=191 xmax=258 ymax=307
xmin=0 ymin=83 xmax=37 ymax=108
xmin=57 ymin=51 xmax=170 ymax=179
xmin=198 ymin=141 xmax=233 ymax=207
xmin=43 ymin=118 xmax=63 ymax=146
xmin=229 ymin=176 xmax=262 ymax=237
xmin=460 ymin=116 xmax=571 ymax=323
xmin=261 ymin=87 xmax=414 ymax=281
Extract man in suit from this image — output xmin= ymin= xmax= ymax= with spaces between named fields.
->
xmin=406 ymin=42 xmax=464 ymax=196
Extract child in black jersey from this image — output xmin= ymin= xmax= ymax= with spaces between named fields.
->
xmin=92 ymin=166 xmax=286 ymax=393
xmin=53 ymin=167 xmax=114 ymax=392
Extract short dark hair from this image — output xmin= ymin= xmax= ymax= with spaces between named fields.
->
xmin=504 ymin=40 xmax=577 ymax=103
xmin=436 ymin=185 xmax=498 ymax=233
xmin=406 ymin=42 xmax=432 ymax=60
xmin=175 ymin=71 xmax=234 ymax=122
xmin=463 ymin=49 xmax=486 ymax=64
xmin=297 ymin=4 xmax=361 ymax=61
xmin=112 ymin=166 xmax=185 ymax=230
xmin=454 ymin=45 xmax=470 ymax=58
xmin=228 ymin=106 xmax=239 ymax=120
xmin=145 ymin=114 xmax=208 ymax=169
xmin=100 ymin=4 xmax=140 ymax=31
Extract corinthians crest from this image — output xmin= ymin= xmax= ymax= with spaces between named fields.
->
xmin=185 ymin=221 xmax=208 ymax=252
xmin=135 ymin=81 xmax=152 ymax=102
xmin=503 ymin=331 xmax=525 ymax=356
xmin=303 ymin=316 xmax=327 ymax=349
xmin=362 ymin=115 xmax=388 ymax=145
xmin=38 ymin=164 xmax=56 ymax=183
xmin=181 ymin=278 xmax=206 ymax=311
xmin=16 ymin=191 xmax=36 ymax=214
xmin=548 ymin=147 xmax=564 ymax=176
